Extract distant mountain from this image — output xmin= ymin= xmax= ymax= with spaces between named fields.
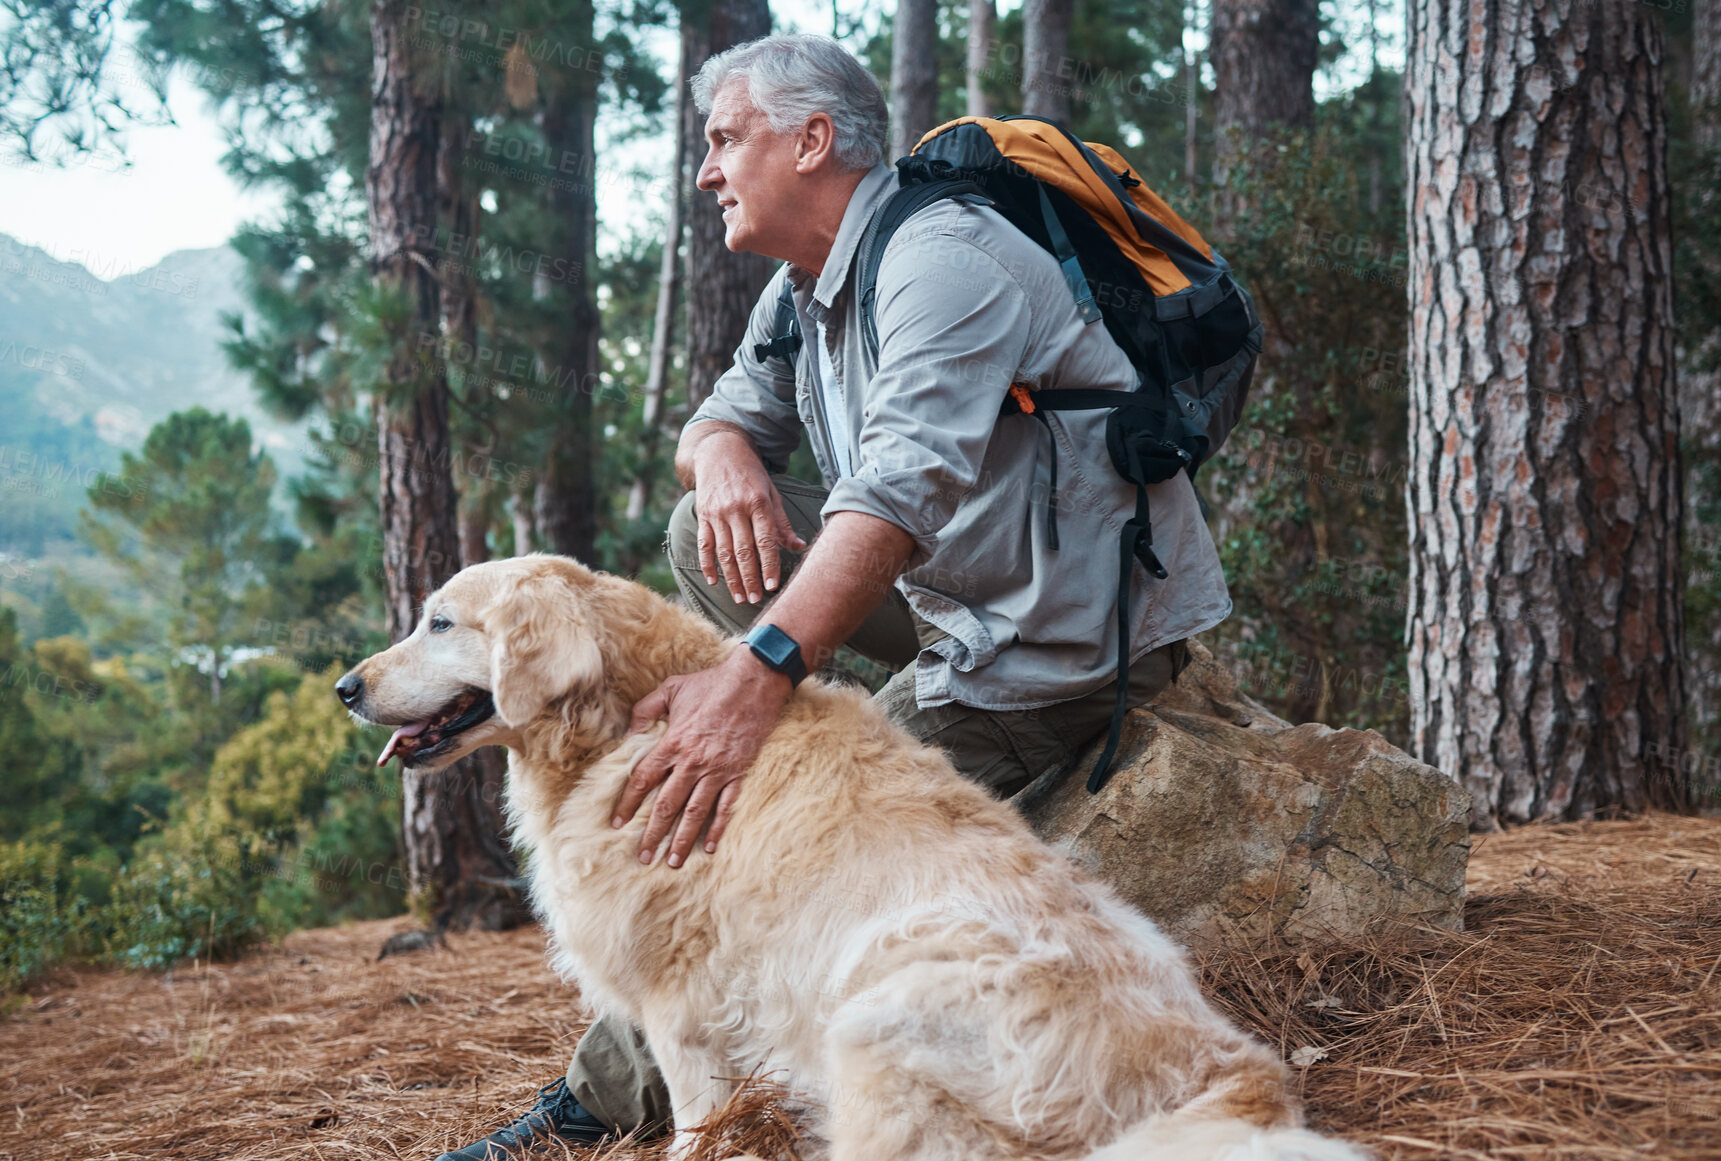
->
xmin=0 ymin=234 xmax=308 ymax=554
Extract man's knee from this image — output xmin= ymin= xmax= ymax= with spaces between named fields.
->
xmin=666 ymin=488 xmax=700 ymax=568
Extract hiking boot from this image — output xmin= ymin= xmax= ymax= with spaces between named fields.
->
xmin=435 ymin=1077 xmax=614 ymax=1160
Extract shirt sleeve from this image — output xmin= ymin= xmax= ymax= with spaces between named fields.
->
xmin=821 ymin=223 xmax=1030 ymax=569
xmin=682 ymin=264 xmax=805 ymax=474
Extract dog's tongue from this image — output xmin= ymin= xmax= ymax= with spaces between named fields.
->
xmin=377 ymin=720 xmax=429 ymax=767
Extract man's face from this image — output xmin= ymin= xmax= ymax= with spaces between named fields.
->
xmin=696 ymin=80 xmax=802 ymax=257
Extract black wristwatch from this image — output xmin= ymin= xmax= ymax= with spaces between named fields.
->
xmin=743 ymin=623 xmax=808 ymax=687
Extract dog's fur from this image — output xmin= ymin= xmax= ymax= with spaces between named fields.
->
xmin=342 ymin=555 xmax=1365 ymax=1161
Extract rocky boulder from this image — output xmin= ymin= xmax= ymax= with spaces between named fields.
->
xmin=1020 ymin=639 xmax=1472 ymax=948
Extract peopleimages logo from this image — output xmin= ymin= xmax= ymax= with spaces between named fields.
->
xmin=0 ymin=341 xmax=85 ymax=380
xmin=0 ymin=446 xmax=148 ymax=500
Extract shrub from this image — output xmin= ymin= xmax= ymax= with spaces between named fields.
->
xmin=102 ymin=827 xmax=268 ymax=971
xmin=0 ymin=839 xmax=95 ymax=993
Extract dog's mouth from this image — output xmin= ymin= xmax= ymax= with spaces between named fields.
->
xmin=375 ymin=689 xmax=496 ymax=768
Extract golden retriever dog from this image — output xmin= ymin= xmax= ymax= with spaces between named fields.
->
xmin=339 ymin=555 xmax=1366 ymax=1161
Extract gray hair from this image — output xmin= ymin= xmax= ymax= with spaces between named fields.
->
xmin=691 ymin=33 xmax=889 ymax=172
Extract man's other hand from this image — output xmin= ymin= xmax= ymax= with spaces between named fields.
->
xmin=611 ymin=646 xmax=793 ymax=867
xmin=691 ymin=431 xmax=808 ymax=603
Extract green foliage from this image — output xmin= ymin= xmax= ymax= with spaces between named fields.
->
xmin=1671 ymin=60 xmax=1721 ymax=771
xmin=0 ymin=0 xmax=172 ymax=162
xmin=1197 ymin=79 xmax=1410 ymax=741
xmin=103 ymin=827 xmax=268 ymax=970
xmin=118 ymin=665 xmax=402 ymax=963
xmin=0 ymin=608 xmax=55 ymax=835
xmin=84 ymin=407 xmax=296 ymax=700
xmin=0 ymin=839 xmax=95 ymax=994
xmin=0 ymin=665 xmax=404 ymax=988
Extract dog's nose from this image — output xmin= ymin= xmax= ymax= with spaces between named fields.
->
xmin=334 ymin=671 xmax=365 ymax=708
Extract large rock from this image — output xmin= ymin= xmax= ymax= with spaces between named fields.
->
xmin=1021 ymin=639 xmax=1472 ymax=948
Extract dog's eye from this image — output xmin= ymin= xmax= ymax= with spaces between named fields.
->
xmin=428 ymin=614 xmax=453 ymax=633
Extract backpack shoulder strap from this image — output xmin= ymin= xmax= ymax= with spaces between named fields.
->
xmin=752 ymin=276 xmax=802 ymax=367
xmin=853 ymin=178 xmax=991 ymax=362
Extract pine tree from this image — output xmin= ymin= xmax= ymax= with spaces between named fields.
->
xmin=84 ymin=409 xmax=291 ymax=704
xmin=1406 ymin=0 xmax=1688 ymax=826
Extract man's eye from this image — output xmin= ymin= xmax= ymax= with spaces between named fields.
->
xmin=429 ymin=615 xmax=452 ymax=633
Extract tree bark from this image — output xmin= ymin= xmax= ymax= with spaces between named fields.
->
xmin=368 ymin=0 xmax=523 ymax=930
xmin=368 ymin=0 xmax=459 ymax=645
xmin=1209 ymin=0 xmax=1318 ymax=188
xmin=966 ymin=0 xmax=996 ymax=118
xmin=627 ymin=55 xmax=690 ymax=526
xmin=1405 ymin=0 xmax=1688 ymax=829
xmin=683 ymin=0 xmax=775 ymax=412
xmin=891 ymin=0 xmax=939 ymax=161
xmin=1021 ymin=0 xmax=1075 ymax=125
xmin=532 ymin=7 xmax=602 ymax=563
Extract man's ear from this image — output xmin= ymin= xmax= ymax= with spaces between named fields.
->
xmin=796 ymin=111 xmax=836 ymax=172
xmin=482 ymin=573 xmax=604 ymax=727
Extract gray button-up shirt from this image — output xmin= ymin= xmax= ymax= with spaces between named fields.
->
xmin=687 ymin=163 xmax=1231 ymax=711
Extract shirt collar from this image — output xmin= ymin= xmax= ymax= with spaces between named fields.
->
xmin=791 ymin=163 xmax=896 ymax=313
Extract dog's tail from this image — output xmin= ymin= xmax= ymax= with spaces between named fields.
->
xmin=1082 ymin=1111 xmax=1370 ymax=1161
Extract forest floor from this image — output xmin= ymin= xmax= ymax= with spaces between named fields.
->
xmin=4 ymin=811 xmax=1721 ymax=1161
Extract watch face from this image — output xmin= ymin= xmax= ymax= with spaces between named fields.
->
xmin=751 ymin=626 xmax=793 ymax=666
xmin=749 ymin=625 xmax=805 ymax=683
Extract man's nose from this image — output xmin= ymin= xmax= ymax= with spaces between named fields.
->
xmin=696 ymin=147 xmax=720 ymax=191
xmin=335 ymin=670 xmax=365 ymax=708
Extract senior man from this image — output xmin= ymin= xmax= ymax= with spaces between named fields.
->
xmin=436 ymin=31 xmax=1230 ymax=1161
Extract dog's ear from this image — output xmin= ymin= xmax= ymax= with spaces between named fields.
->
xmin=481 ymin=571 xmax=604 ymax=727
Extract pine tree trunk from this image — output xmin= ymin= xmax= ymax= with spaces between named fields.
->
xmin=1209 ymin=0 xmax=1318 ymax=188
xmin=891 ymin=0 xmax=939 ymax=161
xmin=1405 ymin=0 xmax=1688 ymax=829
xmin=368 ymin=0 xmax=459 ymax=645
xmin=966 ymin=0 xmax=997 ymax=118
xmin=627 ymin=57 xmax=690 ymax=527
xmin=1021 ymin=0 xmax=1075 ymax=125
xmin=683 ymin=0 xmax=775 ymax=412
xmin=533 ymin=14 xmax=602 ymax=563
xmin=368 ymin=0 xmax=523 ymax=930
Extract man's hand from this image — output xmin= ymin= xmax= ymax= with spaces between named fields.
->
xmin=611 ymin=646 xmax=794 ymax=867
xmin=690 ymin=430 xmax=808 ymax=604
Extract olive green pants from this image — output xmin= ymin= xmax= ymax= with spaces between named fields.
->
xmin=564 ymin=475 xmax=1189 ymax=1133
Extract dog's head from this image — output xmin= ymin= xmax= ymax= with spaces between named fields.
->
xmin=336 ymin=554 xmax=616 ymax=772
